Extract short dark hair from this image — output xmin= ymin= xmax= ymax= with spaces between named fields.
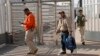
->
xmin=59 ymin=11 xmax=65 ymax=14
xmin=24 ymin=8 xmax=30 ymax=12
xmin=79 ymin=9 xmax=83 ymax=12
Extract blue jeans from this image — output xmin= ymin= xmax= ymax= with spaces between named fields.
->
xmin=61 ymin=31 xmax=69 ymax=52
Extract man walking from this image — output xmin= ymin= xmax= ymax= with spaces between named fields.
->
xmin=20 ymin=8 xmax=38 ymax=54
xmin=76 ymin=10 xmax=87 ymax=45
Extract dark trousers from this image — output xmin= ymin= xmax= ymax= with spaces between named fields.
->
xmin=61 ymin=31 xmax=69 ymax=52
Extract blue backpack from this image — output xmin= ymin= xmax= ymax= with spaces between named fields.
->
xmin=65 ymin=35 xmax=76 ymax=50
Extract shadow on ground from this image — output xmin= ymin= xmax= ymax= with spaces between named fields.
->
xmin=77 ymin=41 xmax=100 ymax=51
xmin=0 ymin=45 xmax=18 ymax=55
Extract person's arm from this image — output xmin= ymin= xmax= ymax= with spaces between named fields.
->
xmin=75 ymin=16 xmax=78 ymax=23
xmin=83 ymin=16 xmax=87 ymax=22
xmin=56 ymin=19 xmax=61 ymax=34
xmin=24 ymin=14 xmax=36 ymax=31
xmin=29 ymin=15 xmax=36 ymax=28
xmin=84 ymin=17 xmax=87 ymax=22
xmin=75 ymin=16 xmax=78 ymax=29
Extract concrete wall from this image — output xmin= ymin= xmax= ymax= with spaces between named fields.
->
xmin=0 ymin=0 xmax=12 ymax=44
xmin=0 ymin=0 xmax=6 ymax=44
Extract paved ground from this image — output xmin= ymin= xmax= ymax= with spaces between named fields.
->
xmin=0 ymin=41 xmax=100 ymax=56
xmin=0 ymin=29 xmax=100 ymax=56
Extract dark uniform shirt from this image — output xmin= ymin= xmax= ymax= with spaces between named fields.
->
xmin=77 ymin=15 xmax=86 ymax=27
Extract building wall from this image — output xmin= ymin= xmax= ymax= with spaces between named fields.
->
xmin=0 ymin=0 xmax=6 ymax=44
xmin=0 ymin=0 xmax=12 ymax=44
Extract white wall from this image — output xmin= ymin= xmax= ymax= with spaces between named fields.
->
xmin=6 ymin=0 xmax=12 ymax=33
xmin=0 ymin=0 xmax=12 ymax=34
xmin=0 ymin=0 xmax=6 ymax=34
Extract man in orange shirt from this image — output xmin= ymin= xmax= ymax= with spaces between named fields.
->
xmin=20 ymin=8 xmax=38 ymax=55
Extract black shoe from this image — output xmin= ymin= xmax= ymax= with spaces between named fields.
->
xmin=27 ymin=49 xmax=38 ymax=55
xmin=71 ymin=49 xmax=74 ymax=53
xmin=60 ymin=51 xmax=66 ymax=54
xmin=27 ymin=52 xmax=34 ymax=54
xmin=82 ymin=42 xmax=85 ymax=45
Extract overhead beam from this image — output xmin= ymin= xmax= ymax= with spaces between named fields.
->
xmin=10 ymin=0 xmax=70 ymax=4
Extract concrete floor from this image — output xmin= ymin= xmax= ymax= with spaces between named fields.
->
xmin=0 ymin=29 xmax=100 ymax=56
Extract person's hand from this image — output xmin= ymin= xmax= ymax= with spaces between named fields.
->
xmin=56 ymin=30 xmax=60 ymax=34
xmin=30 ymin=28 xmax=34 ymax=32
xmin=19 ymin=21 xmax=24 ymax=24
xmin=19 ymin=21 xmax=24 ymax=27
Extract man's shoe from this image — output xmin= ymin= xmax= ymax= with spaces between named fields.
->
xmin=71 ymin=49 xmax=74 ymax=53
xmin=60 ymin=51 xmax=66 ymax=54
xmin=33 ymin=49 xmax=38 ymax=54
xmin=27 ymin=49 xmax=38 ymax=55
xmin=82 ymin=42 xmax=85 ymax=45
xmin=27 ymin=52 xmax=34 ymax=54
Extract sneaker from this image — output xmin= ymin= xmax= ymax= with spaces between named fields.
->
xmin=71 ymin=49 xmax=74 ymax=53
xmin=60 ymin=51 xmax=66 ymax=54
xmin=82 ymin=42 xmax=85 ymax=45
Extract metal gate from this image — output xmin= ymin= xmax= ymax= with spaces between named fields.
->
xmin=41 ymin=2 xmax=71 ymax=44
xmin=83 ymin=0 xmax=100 ymax=41
xmin=10 ymin=0 xmax=72 ymax=44
xmin=11 ymin=3 xmax=24 ymax=33
xmin=11 ymin=2 xmax=38 ymax=44
xmin=41 ymin=3 xmax=56 ymax=44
